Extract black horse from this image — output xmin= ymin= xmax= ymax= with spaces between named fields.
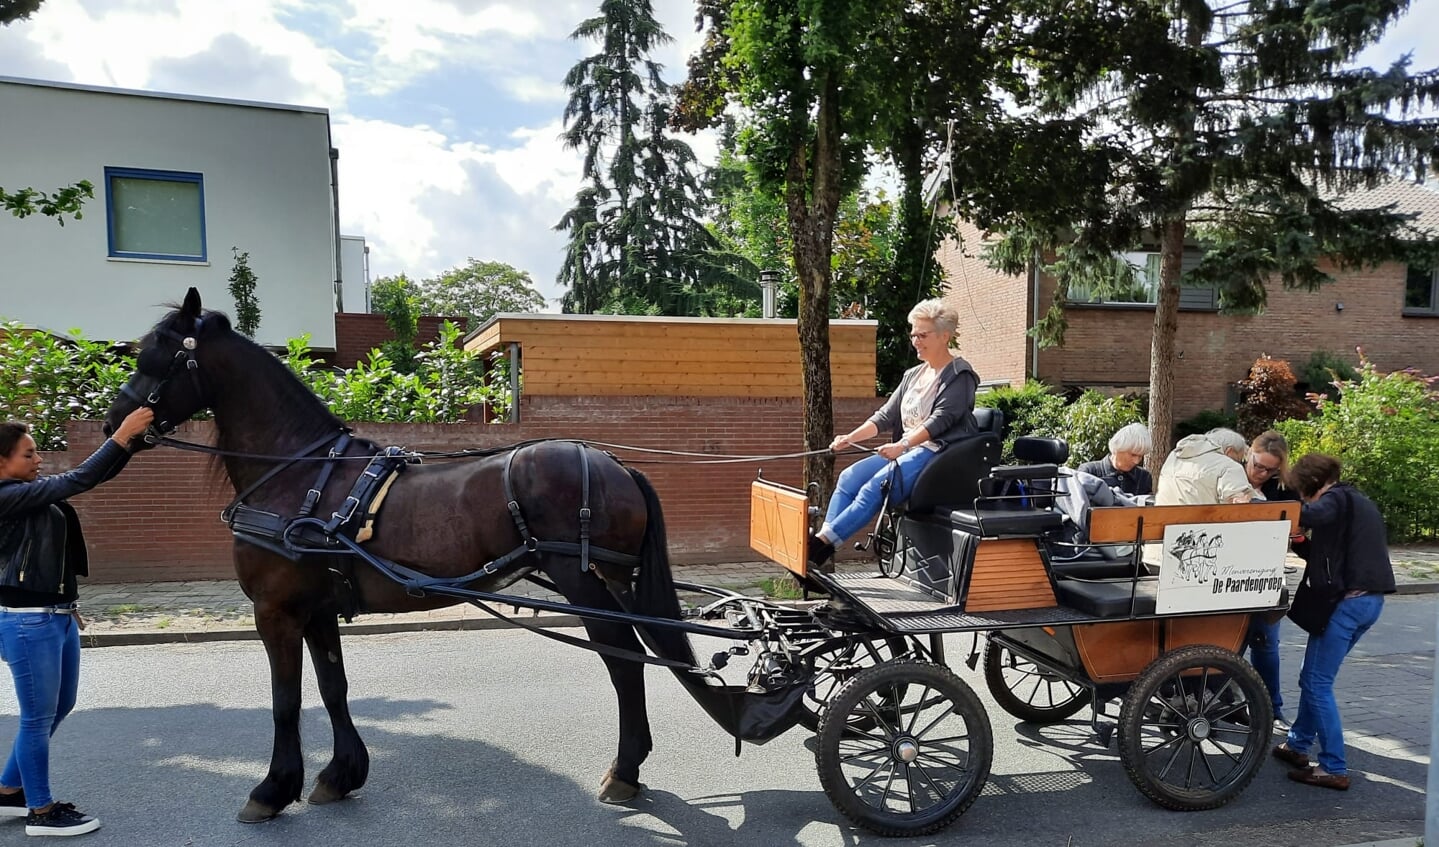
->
xmin=102 ymin=289 xmax=701 ymax=822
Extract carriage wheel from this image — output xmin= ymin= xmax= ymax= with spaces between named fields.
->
xmin=797 ymin=636 xmax=927 ymax=733
xmin=816 ymin=659 xmax=992 ymax=837
xmin=982 ymin=639 xmax=1092 ymax=724
xmin=1117 ymin=645 xmax=1273 ymax=811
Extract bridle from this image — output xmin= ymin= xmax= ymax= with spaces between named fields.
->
xmin=118 ymin=319 xmax=206 ymax=443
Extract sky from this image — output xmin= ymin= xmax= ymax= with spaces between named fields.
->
xmin=2 ymin=0 xmax=1436 ymax=310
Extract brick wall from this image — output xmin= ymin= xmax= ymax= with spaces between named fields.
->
xmin=46 ymin=395 xmax=879 ymax=583
xmin=1036 ymin=261 xmax=1439 ymax=420
xmin=934 ymin=220 xmax=1032 ymax=386
xmin=328 ymin=313 xmax=470 ymax=369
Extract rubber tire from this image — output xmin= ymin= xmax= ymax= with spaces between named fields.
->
xmin=816 ymin=659 xmax=993 ymax=837
xmin=1117 ymin=644 xmax=1273 ymax=811
xmin=796 ymin=637 xmax=923 ymax=733
xmin=982 ymin=639 xmax=1092 ymax=724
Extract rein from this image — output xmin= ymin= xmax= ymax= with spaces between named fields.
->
xmin=152 ymin=434 xmax=836 ymax=465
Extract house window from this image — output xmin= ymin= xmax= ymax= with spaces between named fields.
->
xmin=1405 ymin=264 xmax=1438 ymax=314
xmin=1068 ymin=252 xmax=1160 ymax=304
xmin=105 ymin=167 xmax=206 ymax=262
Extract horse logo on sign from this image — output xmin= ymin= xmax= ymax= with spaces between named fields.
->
xmin=1168 ymin=530 xmax=1224 ymax=583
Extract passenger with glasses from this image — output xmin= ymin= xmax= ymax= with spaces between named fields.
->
xmin=1241 ymin=430 xmax=1300 ymax=732
xmin=812 ymin=299 xmax=980 ymax=566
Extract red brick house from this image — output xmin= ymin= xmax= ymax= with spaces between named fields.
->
xmin=936 ymin=180 xmax=1439 ymax=422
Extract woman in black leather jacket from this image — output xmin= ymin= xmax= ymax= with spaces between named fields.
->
xmin=0 ymin=407 xmax=151 ymax=837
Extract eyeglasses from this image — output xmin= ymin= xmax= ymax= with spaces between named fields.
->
xmin=909 ymin=331 xmax=933 ymax=341
xmin=1248 ymin=458 xmax=1282 ymax=477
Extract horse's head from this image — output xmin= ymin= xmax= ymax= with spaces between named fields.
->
xmin=103 ymin=287 xmax=221 ymax=449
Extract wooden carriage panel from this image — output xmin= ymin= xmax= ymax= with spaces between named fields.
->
xmin=963 ymin=539 xmax=1057 ymax=612
xmin=1164 ymin=613 xmax=1249 ymax=654
xmin=749 ymin=480 xmax=810 ymax=578
xmin=1087 ymin=502 xmax=1299 ymax=543
xmin=1074 ymin=621 xmax=1160 ymax=683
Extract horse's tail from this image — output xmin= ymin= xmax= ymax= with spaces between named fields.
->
xmin=627 ymin=467 xmax=697 ymax=666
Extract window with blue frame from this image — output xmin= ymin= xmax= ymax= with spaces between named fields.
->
xmin=104 ymin=167 xmax=206 ymax=262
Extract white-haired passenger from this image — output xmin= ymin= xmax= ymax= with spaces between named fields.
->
xmin=1155 ymin=427 xmax=1262 ymax=506
xmin=1078 ymin=422 xmax=1153 ymax=496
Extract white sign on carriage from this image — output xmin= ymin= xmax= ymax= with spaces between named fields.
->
xmin=1155 ymin=521 xmax=1289 ymax=615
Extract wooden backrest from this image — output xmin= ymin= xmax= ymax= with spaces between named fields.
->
xmin=750 ymin=479 xmax=811 ymax=577
xmin=1087 ymin=502 xmax=1299 ymax=543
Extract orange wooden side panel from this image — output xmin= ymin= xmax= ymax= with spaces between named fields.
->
xmin=963 ymin=539 xmax=1057 ymax=612
xmin=749 ymin=480 xmax=809 ymax=578
xmin=1074 ymin=621 xmax=1161 ymax=683
xmin=1087 ymin=502 xmax=1299 ymax=543
xmin=1165 ymin=613 xmax=1249 ymax=654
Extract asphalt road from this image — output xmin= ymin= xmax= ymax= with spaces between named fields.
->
xmin=0 ymin=596 xmax=1431 ymax=847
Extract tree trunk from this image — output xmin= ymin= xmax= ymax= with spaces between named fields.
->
xmin=1148 ymin=217 xmax=1186 ymax=466
xmin=787 ymin=72 xmax=844 ymax=509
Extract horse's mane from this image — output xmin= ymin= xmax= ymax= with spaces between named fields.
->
xmin=149 ymin=305 xmax=344 ymax=446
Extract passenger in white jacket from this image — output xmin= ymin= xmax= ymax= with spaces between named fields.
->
xmin=1155 ymin=428 xmax=1262 ymax=506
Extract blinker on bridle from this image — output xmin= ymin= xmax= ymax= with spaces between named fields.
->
xmin=119 ymin=318 xmax=206 ymax=443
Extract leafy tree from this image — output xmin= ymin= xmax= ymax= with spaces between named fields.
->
xmin=227 ymin=247 xmax=262 ymax=338
xmin=976 ymin=0 xmax=1439 ymax=463
xmin=555 ymin=0 xmax=753 ymax=316
xmin=2 ymin=180 xmax=94 ymax=225
xmin=0 ymin=321 xmax=134 ymax=450
xmin=412 ymin=259 xmax=546 ymax=325
xmin=369 ymin=274 xmax=419 ymax=373
xmin=0 ymin=0 xmax=42 ymax=26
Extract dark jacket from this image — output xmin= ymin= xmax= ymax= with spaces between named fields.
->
xmin=1077 ymin=456 xmax=1153 ymax=496
xmin=867 ymin=356 xmax=980 ymax=448
xmin=0 ymin=439 xmax=131 ymax=605
xmin=1295 ymin=483 xmax=1396 ymax=596
xmin=1260 ymin=477 xmax=1298 ymax=502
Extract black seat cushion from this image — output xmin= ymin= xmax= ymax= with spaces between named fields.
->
xmin=1050 ymin=560 xmax=1142 ymax=580
xmin=1054 ymin=578 xmax=1158 ymax=617
xmin=906 ymin=433 xmax=1001 ymax=512
xmin=1014 ymin=436 xmax=1069 ymax=465
xmin=941 ymin=508 xmax=1063 ymax=537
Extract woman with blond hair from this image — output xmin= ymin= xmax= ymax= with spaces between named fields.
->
xmin=812 ymin=299 xmax=980 ymax=565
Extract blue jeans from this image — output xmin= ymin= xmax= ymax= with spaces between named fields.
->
xmin=1245 ymin=616 xmax=1283 ymax=716
xmin=1286 ymin=593 xmax=1384 ymax=775
xmin=0 ymin=610 xmax=81 ymax=809
xmin=823 ymin=449 xmax=939 ymax=544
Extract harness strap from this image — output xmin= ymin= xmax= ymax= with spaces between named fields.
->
xmin=578 ymin=442 xmax=592 ymax=572
xmin=222 ymin=430 xmax=348 ymax=523
xmin=503 ymin=446 xmax=532 ymax=542
xmin=299 ymin=432 xmax=351 ymax=517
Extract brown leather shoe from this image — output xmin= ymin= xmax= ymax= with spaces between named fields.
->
xmin=1272 ymin=743 xmax=1310 ymax=769
xmin=1288 ymin=766 xmax=1350 ymax=791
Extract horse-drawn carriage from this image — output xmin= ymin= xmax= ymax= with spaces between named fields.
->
xmin=103 ymin=289 xmax=1298 ymax=838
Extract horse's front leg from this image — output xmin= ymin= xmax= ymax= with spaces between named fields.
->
xmin=238 ymin=604 xmax=307 ymax=823
xmin=303 ymin=613 xmax=369 ymax=805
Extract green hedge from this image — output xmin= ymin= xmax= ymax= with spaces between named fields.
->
xmin=977 ymin=382 xmax=1144 ymax=466
xmin=1277 ymin=357 xmax=1439 ymax=541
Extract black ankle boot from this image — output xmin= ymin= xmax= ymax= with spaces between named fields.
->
xmin=807 ymin=534 xmax=835 ymax=568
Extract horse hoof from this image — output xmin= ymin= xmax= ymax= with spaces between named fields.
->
xmin=237 ymin=800 xmax=280 ymax=824
xmin=598 ymin=775 xmax=642 ymax=805
xmin=308 ymin=780 xmax=347 ymax=805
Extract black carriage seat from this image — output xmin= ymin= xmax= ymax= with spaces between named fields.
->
xmin=1052 ymin=576 xmax=1159 ymax=617
xmin=933 ymin=434 xmax=1067 ymax=537
xmin=902 ymin=407 xmax=1004 ymax=514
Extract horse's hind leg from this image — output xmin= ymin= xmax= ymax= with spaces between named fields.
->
xmin=584 ymin=619 xmax=653 ymax=805
xmin=303 ymin=614 xmax=370 ymax=805
xmin=239 ymin=605 xmax=308 ymax=823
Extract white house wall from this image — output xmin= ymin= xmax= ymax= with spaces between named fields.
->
xmin=339 ymin=235 xmax=369 ymax=314
xmin=0 ymin=79 xmax=337 ymax=348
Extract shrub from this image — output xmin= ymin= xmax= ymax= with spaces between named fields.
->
xmin=0 ymin=322 xmax=135 ymax=450
xmin=1277 ymin=354 xmax=1439 ymax=541
xmin=1235 ymin=355 xmax=1313 ymax=439
xmin=1174 ymin=408 xmax=1238 ymax=441
xmin=1054 ymin=390 xmax=1146 ymax=466
xmin=976 ymin=381 xmax=1065 ymax=459
xmin=1300 ymin=349 xmax=1359 ymax=401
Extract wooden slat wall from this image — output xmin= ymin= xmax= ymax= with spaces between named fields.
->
xmin=1088 ymin=502 xmax=1300 ymax=543
xmin=466 ymin=316 xmax=878 ymax=398
xmin=964 ymin=539 xmax=1057 ymax=612
xmin=749 ymin=481 xmax=810 ymax=578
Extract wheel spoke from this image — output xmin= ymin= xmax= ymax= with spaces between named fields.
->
xmin=850 ymin=756 xmax=891 ymax=793
xmin=839 ymin=747 xmax=891 ymax=764
xmin=909 ymin=760 xmax=944 ymax=810
xmin=858 ymin=691 xmax=901 ymax=739
xmin=1198 ymin=741 xmax=1222 ymax=786
xmin=1202 ymin=736 xmax=1243 ymax=767
xmin=906 ymin=686 xmax=934 ymax=735
xmin=1154 ymin=736 xmax=1186 ymax=779
xmin=918 ymin=750 xmax=969 ymax=770
xmin=878 ymin=762 xmax=899 ymax=811
xmin=918 ymin=731 xmax=970 ymax=746
xmin=1143 ymin=732 xmax=1185 ymax=760
xmin=1183 ymin=741 xmax=1198 ymax=789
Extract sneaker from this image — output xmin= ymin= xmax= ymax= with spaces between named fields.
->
xmin=1273 ymin=715 xmax=1292 ymax=734
xmin=0 ymin=789 xmax=27 ymax=819
xmin=24 ymin=803 xmax=100 ymax=837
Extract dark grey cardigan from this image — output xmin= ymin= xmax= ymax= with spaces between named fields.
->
xmin=867 ymin=356 xmax=980 ymax=448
